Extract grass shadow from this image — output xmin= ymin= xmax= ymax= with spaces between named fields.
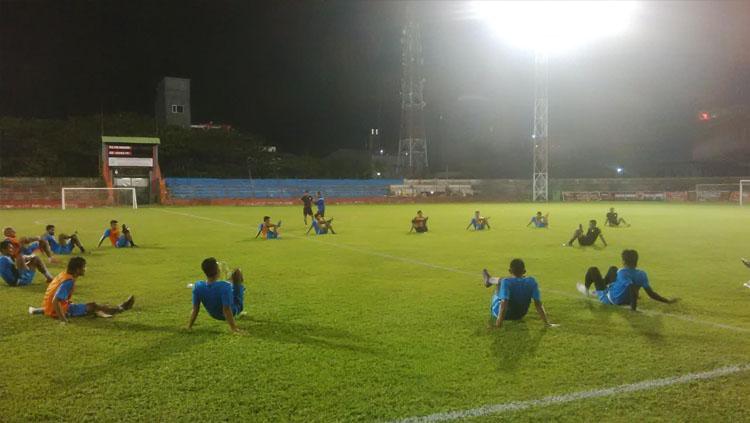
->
xmin=485 ymin=318 xmax=547 ymax=371
xmin=243 ymin=317 xmax=381 ymax=355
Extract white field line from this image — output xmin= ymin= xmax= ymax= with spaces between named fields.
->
xmin=391 ymin=363 xmax=750 ymax=422
xmin=156 ymin=209 xmax=750 ymax=334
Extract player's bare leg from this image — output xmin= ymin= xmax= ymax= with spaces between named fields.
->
xmin=18 ymin=254 xmax=54 ymax=283
xmin=88 ymin=295 xmax=135 ymax=318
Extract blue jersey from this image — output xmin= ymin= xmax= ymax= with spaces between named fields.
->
xmin=530 ymin=216 xmax=547 ymax=227
xmin=43 ymin=234 xmax=74 ymax=254
xmin=192 ymin=280 xmax=244 ymax=320
xmin=599 ymin=268 xmax=651 ymax=305
xmin=316 ymin=197 xmax=325 ymax=212
xmin=471 ymin=218 xmax=486 ymax=230
xmin=491 ymin=277 xmax=541 ymax=320
xmin=0 ymin=255 xmax=19 ymax=285
xmin=312 ymin=220 xmax=327 ymax=235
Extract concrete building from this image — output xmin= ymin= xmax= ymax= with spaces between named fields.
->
xmin=155 ymin=77 xmax=191 ymax=128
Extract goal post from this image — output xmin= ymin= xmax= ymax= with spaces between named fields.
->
xmin=741 ymin=180 xmax=750 ymax=206
xmin=61 ymin=187 xmax=138 ymax=210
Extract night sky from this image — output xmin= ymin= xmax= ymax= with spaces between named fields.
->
xmin=2 ymin=1 xmax=749 ymax=172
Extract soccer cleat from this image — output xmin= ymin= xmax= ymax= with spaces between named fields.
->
xmin=576 ymin=282 xmax=590 ymax=297
xmin=741 ymin=258 xmax=750 ymax=268
xmin=28 ymin=306 xmax=43 ymax=315
xmin=119 ymin=295 xmax=135 ymax=311
xmin=482 ymin=269 xmax=492 ymax=288
xmin=95 ymin=310 xmax=113 ymax=318
xmin=186 ymin=283 xmax=194 ymax=289
xmin=744 ymin=282 xmax=750 ymax=289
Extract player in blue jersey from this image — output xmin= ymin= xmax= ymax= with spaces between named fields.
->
xmin=316 ymin=191 xmax=326 ymax=217
xmin=466 ymin=210 xmax=490 ymax=230
xmin=527 ymin=211 xmax=549 ymax=228
xmin=482 ymin=258 xmax=557 ymax=329
xmin=42 ymin=224 xmax=85 ymax=254
xmin=0 ymin=239 xmax=54 ymax=286
xmin=307 ymin=212 xmax=336 ymax=235
xmin=187 ymin=257 xmax=245 ymax=333
xmin=255 ymin=216 xmax=281 ymax=239
xmin=576 ymin=249 xmax=677 ymax=311
xmin=97 ymin=220 xmax=137 ymax=248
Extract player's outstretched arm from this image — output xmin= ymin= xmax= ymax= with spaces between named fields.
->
xmin=629 ymin=285 xmax=640 ymax=311
xmin=598 ymin=233 xmax=608 ymax=247
xmin=222 ymin=306 xmax=241 ymax=333
xmin=495 ymin=300 xmax=508 ymax=329
xmin=97 ymin=233 xmax=107 ymax=248
xmin=187 ymin=304 xmax=200 ymax=329
xmin=644 ymin=286 xmax=677 ymax=304
xmin=306 ymin=225 xmax=314 ymax=235
xmin=533 ymin=300 xmax=558 ymax=327
xmin=53 ymin=298 xmax=69 ymax=324
xmin=254 ymin=228 xmax=262 ymax=239
xmin=466 ymin=221 xmax=473 ymax=230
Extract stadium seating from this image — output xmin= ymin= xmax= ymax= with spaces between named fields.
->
xmin=164 ymin=178 xmax=403 ymax=200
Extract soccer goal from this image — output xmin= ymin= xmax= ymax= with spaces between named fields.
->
xmin=61 ymin=187 xmax=138 ymax=210
xmin=741 ymin=180 xmax=750 ymax=206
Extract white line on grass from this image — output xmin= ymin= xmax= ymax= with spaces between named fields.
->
xmin=155 ymin=208 xmax=750 ymax=334
xmin=391 ymin=363 xmax=750 ymax=422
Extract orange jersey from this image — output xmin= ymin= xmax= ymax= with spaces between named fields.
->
xmin=43 ymin=272 xmax=76 ymax=317
xmin=105 ymin=228 xmax=121 ymax=246
xmin=4 ymin=237 xmax=21 ymax=259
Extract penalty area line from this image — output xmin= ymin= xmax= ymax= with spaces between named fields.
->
xmin=391 ymin=363 xmax=750 ymax=423
xmin=155 ymin=208 xmax=750 ymax=334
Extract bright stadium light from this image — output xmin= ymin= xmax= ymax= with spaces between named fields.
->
xmin=472 ymin=1 xmax=638 ymax=201
xmin=471 ymin=1 xmax=638 ymax=54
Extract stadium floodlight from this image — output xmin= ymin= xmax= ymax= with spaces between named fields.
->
xmin=616 ymin=167 xmax=624 ymax=174
xmin=471 ymin=1 xmax=638 ymax=54
xmin=471 ymin=1 xmax=638 ymax=201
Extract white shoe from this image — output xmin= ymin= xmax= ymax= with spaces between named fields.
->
xmin=744 ymin=282 xmax=750 ymax=289
xmin=28 ymin=306 xmax=36 ymax=315
xmin=742 ymin=258 xmax=750 ymax=268
xmin=576 ymin=282 xmax=590 ymax=297
xmin=95 ymin=310 xmax=113 ymax=318
xmin=186 ymin=283 xmax=194 ymax=289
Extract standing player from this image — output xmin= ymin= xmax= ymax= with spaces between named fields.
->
xmin=564 ymin=220 xmax=607 ymax=247
xmin=42 ymin=224 xmax=85 ymax=254
xmin=188 ymin=257 xmax=245 ymax=333
xmin=410 ymin=210 xmax=429 ymax=233
xmin=605 ymin=207 xmax=630 ymax=227
xmin=307 ymin=212 xmax=336 ymax=235
xmin=482 ymin=259 xmax=557 ymax=329
xmin=0 ymin=239 xmax=54 ymax=286
xmin=316 ymin=191 xmax=326 ymax=217
xmin=41 ymin=256 xmax=135 ymax=323
xmin=3 ymin=227 xmax=55 ymax=262
xmin=527 ymin=211 xmax=549 ymax=228
xmin=301 ymin=190 xmax=315 ymax=225
xmin=576 ymin=249 xmax=677 ymax=311
xmin=255 ymin=216 xmax=281 ymax=239
xmin=466 ymin=210 xmax=491 ymax=230
xmin=97 ymin=220 xmax=137 ymax=248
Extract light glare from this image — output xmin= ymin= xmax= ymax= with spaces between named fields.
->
xmin=472 ymin=1 xmax=638 ymax=53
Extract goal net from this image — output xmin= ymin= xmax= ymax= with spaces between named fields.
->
xmin=695 ymin=182 xmax=750 ymax=204
xmin=61 ymin=187 xmax=137 ymax=209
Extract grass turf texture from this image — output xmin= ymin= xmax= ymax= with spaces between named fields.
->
xmin=0 ymin=203 xmax=749 ymax=422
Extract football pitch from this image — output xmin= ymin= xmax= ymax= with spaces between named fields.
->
xmin=1 ymin=203 xmax=749 ymax=422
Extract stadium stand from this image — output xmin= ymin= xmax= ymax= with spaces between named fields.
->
xmin=164 ymin=178 xmax=402 ymax=201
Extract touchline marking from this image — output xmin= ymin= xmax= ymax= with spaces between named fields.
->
xmin=391 ymin=363 xmax=750 ymax=422
xmin=155 ymin=208 xmax=750 ymax=334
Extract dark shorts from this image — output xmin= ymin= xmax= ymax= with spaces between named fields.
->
xmin=415 ymin=226 xmax=428 ymax=233
xmin=303 ymin=207 xmax=313 ymax=216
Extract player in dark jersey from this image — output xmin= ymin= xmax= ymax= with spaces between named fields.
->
xmin=410 ymin=210 xmax=429 ymax=233
xmin=564 ymin=220 xmax=607 ymax=247
xmin=605 ymin=207 xmax=630 ymax=227
xmin=301 ymin=191 xmax=314 ymax=225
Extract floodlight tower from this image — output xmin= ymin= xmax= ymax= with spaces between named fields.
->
xmin=397 ymin=19 xmax=429 ymax=177
xmin=532 ymin=51 xmax=549 ymax=201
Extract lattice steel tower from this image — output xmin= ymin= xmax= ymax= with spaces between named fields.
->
xmin=397 ymin=20 xmax=428 ymax=177
xmin=532 ymin=51 xmax=549 ymax=202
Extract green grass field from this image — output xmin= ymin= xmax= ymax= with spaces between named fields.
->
xmin=1 ymin=203 xmax=749 ymax=422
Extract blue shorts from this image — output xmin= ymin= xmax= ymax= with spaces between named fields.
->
xmin=266 ymin=231 xmax=279 ymax=240
xmin=22 ymin=241 xmax=40 ymax=255
xmin=596 ymin=290 xmax=615 ymax=305
xmin=115 ymin=236 xmax=129 ymax=248
xmin=53 ymin=242 xmax=75 ymax=255
xmin=16 ymin=269 xmax=36 ymax=286
xmin=67 ymin=303 xmax=89 ymax=317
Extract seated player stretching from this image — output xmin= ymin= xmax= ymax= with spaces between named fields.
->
xmin=482 ymin=258 xmax=557 ymax=329
xmin=740 ymin=258 xmax=750 ymax=289
xmin=4 ymin=226 xmax=55 ymax=262
xmin=188 ymin=257 xmax=245 ymax=333
xmin=97 ymin=220 xmax=137 ymax=248
xmin=0 ymin=239 xmax=54 ymax=286
xmin=255 ymin=216 xmax=281 ymax=239
xmin=410 ymin=210 xmax=429 ymax=233
xmin=466 ymin=210 xmax=490 ymax=230
xmin=42 ymin=224 xmax=85 ymax=254
xmin=527 ymin=211 xmax=549 ymax=228
xmin=605 ymin=207 xmax=630 ymax=227
xmin=576 ymin=249 xmax=677 ymax=311
xmin=564 ymin=220 xmax=607 ymax=247
xmin=307 ymin=212 xmax=336 ymax=235
xmin=39 ymin=257 xmax=135 ymax=322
